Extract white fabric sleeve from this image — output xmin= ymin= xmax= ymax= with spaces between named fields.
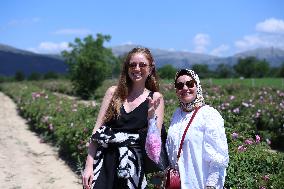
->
xmin=203 ymin=107 xmax=229 ymax=187
xmin=206 ymin=165 xmax=220 ymax=187
xmin=145 ymin=116 xmax=161 ymax=163
xmin=165 ymin=108 xmax=180 ymax=168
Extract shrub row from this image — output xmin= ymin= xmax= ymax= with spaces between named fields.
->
xmin=0 ymin=81 xmax=283 ymax=188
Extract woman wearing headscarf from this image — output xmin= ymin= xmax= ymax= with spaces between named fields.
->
xmin=166 ymin=69 xmax=229 ymax=189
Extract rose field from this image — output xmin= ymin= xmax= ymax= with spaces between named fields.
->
xmin=0 ymin=78 xmax=283 ymax=188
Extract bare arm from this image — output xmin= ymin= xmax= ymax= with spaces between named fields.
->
xmin=83 ymin=86 xmax=116 ymax=189
xmin=148 ymin=92 xmax=164 ymax=130
xmin=92 ymin=86 xmax=116 ymax=133
xmin=153 ymin=92 xmax=164 ymax=130
xmin=86 ymin=85 xmax=116 ymax=159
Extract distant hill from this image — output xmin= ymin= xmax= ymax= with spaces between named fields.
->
xmin=233 ymin=47 xmax=284 ymax=67
xmin=112 ymin=45 xmax=284 ymax=69
xmin=1 ymin=43 xmax=284 ymax=77
xmin=0 ymin=44 xmax=67 ymax=76
xmin=111 ymin=44 xmax=222 ymax=69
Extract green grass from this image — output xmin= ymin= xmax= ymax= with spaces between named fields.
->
xmin=203 ymin=78 xmax=284 ymax=89
xmin=162 ymin=78 xmax=284 ymax=89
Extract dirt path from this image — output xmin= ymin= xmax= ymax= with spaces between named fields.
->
xmin=0 ymin=92 xmax=82 ymax=189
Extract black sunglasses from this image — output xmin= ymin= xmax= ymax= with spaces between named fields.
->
xmin=175 ymin=80 xmax=195 ymax=90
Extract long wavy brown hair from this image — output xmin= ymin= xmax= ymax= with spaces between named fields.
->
xmin=104 ymin=47 xmax=160 ymax=123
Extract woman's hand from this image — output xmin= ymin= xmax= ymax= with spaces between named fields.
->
xmin=82 ymin=161 xmax=94 ymax=189
xmin=82 ymin=165 xmax=93 ymax=189
xmin=147 ymin=96 xmax=161 ymax=120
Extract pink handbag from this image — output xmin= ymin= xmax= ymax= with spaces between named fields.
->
xmin=164 ymin=107 xmax=200 ymax=189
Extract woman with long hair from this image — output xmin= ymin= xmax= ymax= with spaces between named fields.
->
xmin=82 ymin=47 xmax=164 ymax=189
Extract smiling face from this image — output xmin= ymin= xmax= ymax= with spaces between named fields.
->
xmin=175 ymin=74 xmax=197 ymax=104
xmin=127 ymin=53 xmax=152 ymax=84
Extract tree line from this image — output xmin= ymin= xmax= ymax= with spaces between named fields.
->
xmin=62 ymin=34 xmax=284 ymax=99
xmin=0 ymin=71 xmax=65 ymax=82
xmin=2 ymin=34 xmax=284 ymax=99
xmin=158 ymin=58 xmax=284 ymax=80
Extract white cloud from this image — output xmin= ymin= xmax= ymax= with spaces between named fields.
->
xmin=0 ymin=17 xmax=40 ymax=31
xmin=53 ymin=28 xmax=92 ymax=35
xmin=210 ymin=44 xmax=230 ymax=56
xmin=181 ymin=49 xmax=189 ymax=52
xmin=235 ymin=34 xmax=263 ymax=50
xmin=256 ymin=18 xmax=284 ymax=34
xmin=168 ymin=48 xmax=175 ymax=52
xmin=192 ymin=33 xmax=210 ymax=53
xmin=28 ymin=41 xmax=70 ymax=54
xmin=193 ymin=33 xmax=210 ymax=46
xmin=8 ymin=17 xmax=41 ymax=26
xmin=121 ymin=41 xmax=134 ymax=45
xmin=235 ymin=33 xmax=284 ymax=52
xmin=234 ymin=18 xmax=284 ymax=53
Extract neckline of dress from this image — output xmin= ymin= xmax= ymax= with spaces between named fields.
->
xmin=122 ymin=91 xmax=152 ymax=114
xmin=179 ymin=108 xmax=196 ymax=123
xmin=180 ymin=108 xmax=190 ymax=117
xmin=122 ymin=99 xmax=147 ymax=114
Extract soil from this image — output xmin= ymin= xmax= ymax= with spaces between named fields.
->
xmin=0 ymin=92 xmax=82 ymax=189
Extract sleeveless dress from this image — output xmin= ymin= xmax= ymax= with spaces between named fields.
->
xmin=90 ymin=92 xmax=153 ymax=189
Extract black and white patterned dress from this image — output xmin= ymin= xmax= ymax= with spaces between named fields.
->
xmin=90 ymin=92 xmax=153 ymax=189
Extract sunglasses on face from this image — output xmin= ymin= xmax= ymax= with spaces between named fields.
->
xmin=175 ymin=80 xmax=196 ymax=90
xmin=128 ymin=62 xmax=149 ymax=69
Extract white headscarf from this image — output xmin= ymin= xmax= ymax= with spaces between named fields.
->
xmin=174 ymin=69 xmax=205 ymax=112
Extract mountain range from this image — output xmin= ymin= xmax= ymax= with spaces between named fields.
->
xmin=112 ymin=44 xmax=284 ymax=69
xmin=1 ymin=43 xmax=284 ymax=76
xmin=0 ymin=44 xmax=67 ymax=76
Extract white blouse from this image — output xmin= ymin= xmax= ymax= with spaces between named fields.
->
xmin=166 ymin=105 xmax=229 ymax=189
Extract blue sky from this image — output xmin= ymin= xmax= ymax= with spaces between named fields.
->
xmin=1 ymin=0 xmax=284 ymax=57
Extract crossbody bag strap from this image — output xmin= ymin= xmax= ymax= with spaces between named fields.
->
xmin=177 ymin=106 xmax=201 ymax=160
